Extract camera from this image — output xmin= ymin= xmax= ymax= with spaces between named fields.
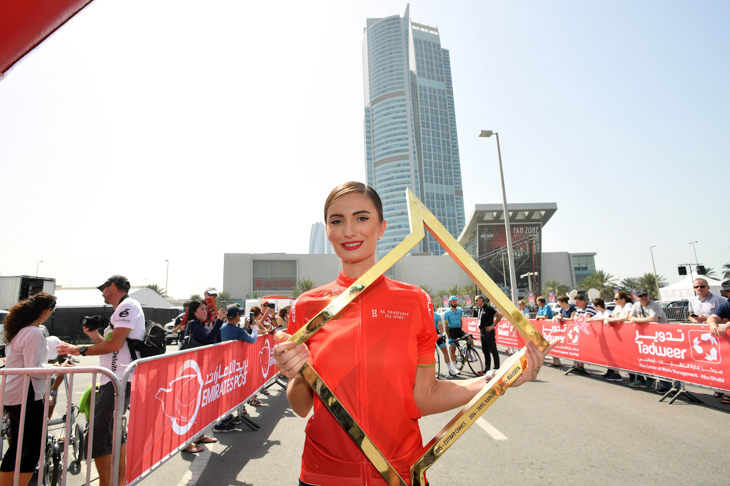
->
xmin=80 ymin=315 xmax=110 ymax=331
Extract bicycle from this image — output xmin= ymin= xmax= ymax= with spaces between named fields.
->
xmin=451 ymin=334 xmax=484 ymax=376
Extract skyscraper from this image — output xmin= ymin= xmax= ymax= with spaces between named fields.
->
xmin=309 ymin=222 xmax=334 ymax=255
xmin=363 ymin=5 xmax=465 ymax=256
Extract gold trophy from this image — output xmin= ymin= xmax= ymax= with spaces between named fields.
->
xmin=288 ymin=188 xmax=550 ymax=485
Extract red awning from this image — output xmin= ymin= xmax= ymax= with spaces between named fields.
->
xmin=0 ymin=0 xmax=96 ymax=80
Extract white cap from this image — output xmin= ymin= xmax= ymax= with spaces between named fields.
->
xmin=46 ymin=336 xmax=61 ymax=361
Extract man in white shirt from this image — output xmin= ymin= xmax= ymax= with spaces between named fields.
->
xmin=688 ymin=278 xmax=726 ymax=323
xmin=58 ymin=275 xmax=145 ymax=486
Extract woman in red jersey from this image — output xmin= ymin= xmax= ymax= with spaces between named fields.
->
xmin=274 ymin=182 xmax=557 ymax=486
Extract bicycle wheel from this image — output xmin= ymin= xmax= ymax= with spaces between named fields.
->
xmin=454 ymin=345 xmax=465 ymax=371
xmin=466 ymin=347 xmax=485 ymax=376
xmin=43 ymin=442 xmax=60 ymax=486
xmin=71 ymin=422 xmax=83 ymax=465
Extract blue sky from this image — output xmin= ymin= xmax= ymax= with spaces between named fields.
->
xmin=1 ymin=1 xmax=728 ymax=299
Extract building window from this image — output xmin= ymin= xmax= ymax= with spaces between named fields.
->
xmin=252 ymin=260 xmax=297 ymax=291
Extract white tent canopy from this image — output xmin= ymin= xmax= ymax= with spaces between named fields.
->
xmin=56 ymin=287 xmax=175 ymax=309
xmin=659 ymin=272 xmax=725 ymax=301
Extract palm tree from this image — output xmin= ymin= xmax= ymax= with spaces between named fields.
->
xmin=637 ymin=273 xmax=668 ymax=300
xmin=700 ymin=267 xmax=717 ymax=279
xmin=145 ymin=284 xmax=167 ymax=297
xmin=446 ymin=284 xmax=460 ymax=300
xmin=580 ymin=270 xmax=617 ymax=301
xmin=723 ymin=262 xmax=730 ymax=279
xmin=619 ymin=278 xmax=640 ymax=293
xmin=291 ymin=278 xmax=317 ymax=298
xmin=459 ymin=283 xmax=478 ymax=300
xmin=541 ymin=279 xmax=569 ymax=298
xmin=216 ymin=291 xmax=232 ymax=307
xmin=189 ymin=294 xmax=202 ymax=301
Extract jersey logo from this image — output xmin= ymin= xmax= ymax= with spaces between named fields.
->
xmin=119 ymin=309 xmax=130 ymax=318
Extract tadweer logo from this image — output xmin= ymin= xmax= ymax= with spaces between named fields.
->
xmin=155 ymin=360 xmax=204 ymax=435
xmin=689 ymin=330 xmax=722 ymax=363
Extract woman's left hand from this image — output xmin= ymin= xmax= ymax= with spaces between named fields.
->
xmin=511 ymin=338 xmax=560 ymax=387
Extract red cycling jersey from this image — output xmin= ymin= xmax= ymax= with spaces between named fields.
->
xmin=287 ymin=272 xmax=437 ymax=486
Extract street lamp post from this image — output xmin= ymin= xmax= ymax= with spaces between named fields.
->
xmin=480 ymin=130 xmax=518 ymax=304
xmin=649 ymin=246 xmax=660 ymax=300
xmin=165 ymin=260 xmax=170 ymax=296
xmin=689 ymin=241 xmax=699 ymax=270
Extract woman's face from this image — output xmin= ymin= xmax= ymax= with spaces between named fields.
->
xmin=326 ymin=192 xmax=386 ymax=271
xmin=194 ymin=304 xmax=207 ymax=321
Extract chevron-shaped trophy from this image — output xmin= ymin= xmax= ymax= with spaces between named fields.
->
xmin=287 ymin=188 xmax=550 ymax=485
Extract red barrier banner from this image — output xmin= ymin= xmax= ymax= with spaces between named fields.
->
xmin=125 ymin=335 xmax=277 ymax=483
xmin=472 ymin=318 xmax=729 ymax=392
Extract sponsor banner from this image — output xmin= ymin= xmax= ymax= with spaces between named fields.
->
xmin=470 ymin=319 xmax=729 ymax=392
xmin=126 ymin=336 xmax=277 ymax=483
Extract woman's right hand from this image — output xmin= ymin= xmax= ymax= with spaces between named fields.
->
xmin=273 ymin=331 xmax=310 ymax=379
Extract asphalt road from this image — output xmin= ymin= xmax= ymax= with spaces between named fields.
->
xmin=35 ymin=346 xmax=730 ymax=485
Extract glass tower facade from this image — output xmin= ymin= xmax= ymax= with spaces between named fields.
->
xmin=363 ymin=5 xmax=465 ymax=256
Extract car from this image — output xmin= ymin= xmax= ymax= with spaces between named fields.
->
xmin=664 ymin=300 xmax=689 ymax=321
xmin=436 ymin=307 xmax=449 ymax=319
xmin=164 ymin=313 xmax=185 ymax=345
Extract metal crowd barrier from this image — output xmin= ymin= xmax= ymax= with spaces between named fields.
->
xmin=0 ymin=366 xmax=124 ymax=486
xmin=120 ymin=342 xmax=284 ymax=486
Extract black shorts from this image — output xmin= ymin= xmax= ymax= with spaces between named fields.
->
xmin=92 ymin=381 xmax=132 ymax=459
xmin=448 ymin=327 xmax=466 ymax=343
xmin=0 ymin=384 xmax=45 ymax=473
xmin=436 ymin=335 xmax=446 ymax=348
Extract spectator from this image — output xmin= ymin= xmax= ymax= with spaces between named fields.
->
xmin=688 ymin=278 xmax=725 ymax=323
xmin=261 ymin=300 xmax=277 ymax=334
xmin=518 ymin=300 xmax=530 ymax=317
xmin=474 ymin=295 xmax=501 ymax=373
xmin=172 ymin=301 xmax=190 ymax=344
xmin=57 ymin=275 xmax=146 ymax=486
xmin=221 ymin=305 xmax=257 ymax=344
xmin=566 ymin=294 xmax=596 ymax=375
xmin=0 ymin=293 xmax=55 ymax=486
xmin=535 ymin=296 xmax=554 ymax=320
xmin=244 ymin=305 xmax=267 ymax=335
xmin=629 ymin=290 xmax=668 ymax=324
xmin=186 ymin=300 xmax=224 ymax=345
xmin=220 ymin=305 xmax=258 ymax=425
xmin=548 ymin=296 xmax=576 ymax=368
xmin=275 ymin=306 xmax=290 ymax=330
xmin=628 ymin=289 xmax=671 ymax=392
xmin=706 ymin=280 xmax=730 ymax=405
xmin=599 ymin=292 xmax=634 ymax=382
xmin=188 ymin=301 xmax=235 ymax=435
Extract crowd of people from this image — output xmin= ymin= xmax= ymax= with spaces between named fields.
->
xmin=436 ymin=279 xmax=730 ymax=398
xmin=0 ymin=277 xmax=288 ymax=485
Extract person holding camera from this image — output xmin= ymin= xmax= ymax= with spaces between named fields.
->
xmin=57 ymin=275 xmax=145 ymax=486
xmin=0 ymin=293 xmax=56 ymax=486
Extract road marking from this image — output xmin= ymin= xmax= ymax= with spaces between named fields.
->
xmin=476 ymin=417 xmax=507 ymax=440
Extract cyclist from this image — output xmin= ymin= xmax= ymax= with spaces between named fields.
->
xmin=443 ymin=296 xmax=473 ymax=364
xmin=433 ymin=303 xmax=458 ymax=376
